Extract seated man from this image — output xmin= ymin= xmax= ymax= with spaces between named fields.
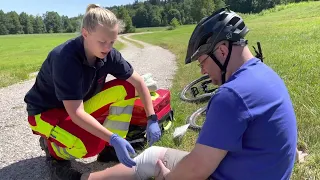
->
xmin=80 ymin=7 xmax=297 ymax=180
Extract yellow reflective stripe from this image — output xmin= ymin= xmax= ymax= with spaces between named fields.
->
xmin=84 ymin=86 xmax=128 ymax=114
xmin=108 ymin=113 xmax=132 ymax=122
xmin=108 ymin=129 xmax=128 ymax=138
xmin=66 ymin=138 xmax=87 ymax=158
xmin=50 ymin=128 xmax=87 ymax=159
xmin=109 ymin=106 xmax=133 ymax=115
xmin=111 ymin=98 xmax=137 ymax=107
xmin=150 ymin=92 xmax=159 ymax=100
xmin=30 ymin=114 xmax=54 ymax=138
xmin=104 ymin=119 xmax=130 ymax=131
xmin=50 ymin=126 xmax=77 ymax=148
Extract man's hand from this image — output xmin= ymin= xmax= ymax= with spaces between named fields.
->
xmin=155 ymin=159 xmax=171 ymax=180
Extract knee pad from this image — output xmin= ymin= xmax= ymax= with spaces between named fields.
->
xmin=133 ymin=146 xmax=167 ymax=180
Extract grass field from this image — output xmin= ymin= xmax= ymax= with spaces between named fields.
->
xmin=131 ymin=2 xmax=320 ymax=179
xmin=0 ymin=33 xmax=125 ymax=88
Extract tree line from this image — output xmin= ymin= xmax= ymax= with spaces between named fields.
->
xmin=0 ymin=0 xmax=313 ymax=35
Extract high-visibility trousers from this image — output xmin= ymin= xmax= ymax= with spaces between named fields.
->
xmin=27 ymin=79 xmax=137 ymax=160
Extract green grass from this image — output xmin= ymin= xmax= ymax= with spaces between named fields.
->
xmin=135 ymin=26 xmax=169 ymax=33
xmin=120 ymin=35 xmax=144 ymax=48
xmin=130 ymin=2 xmax=320 ymax=179
xmin=0 ymin=33 xmax=125 ymax=88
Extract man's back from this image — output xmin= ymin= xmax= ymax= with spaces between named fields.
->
xmin=197 ymin=58 xmax=297 ymax=180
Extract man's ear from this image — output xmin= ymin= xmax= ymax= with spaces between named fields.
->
xmin=215 ymin=41 xmax=229 ymax=63
xmin=219 ymin=41 xmax=230 ymax=59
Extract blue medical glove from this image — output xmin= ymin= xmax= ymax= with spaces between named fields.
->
xmin=147 ymin=116 xmax=161 ymax=146
xmin=109 ymin=133 xmax=136 ymax=168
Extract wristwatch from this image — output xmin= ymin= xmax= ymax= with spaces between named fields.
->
xmin=147 ymin=114 xmax=158 ymax=121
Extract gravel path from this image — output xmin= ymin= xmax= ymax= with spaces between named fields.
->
xmin=0 ymin=33 xmax=176 ymax=180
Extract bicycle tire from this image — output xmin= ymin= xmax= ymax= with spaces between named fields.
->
xmin=180 ymin=75 xmax=215 ymax=103
xmin=186 ymin=106 xmax=207 ymax=131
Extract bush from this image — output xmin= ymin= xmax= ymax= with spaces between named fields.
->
xmin=166 ymin=17 xmax=179 ymax=30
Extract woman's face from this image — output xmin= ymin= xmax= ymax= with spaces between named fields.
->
xmin=82 ymin=24 xmax=118 ymax=59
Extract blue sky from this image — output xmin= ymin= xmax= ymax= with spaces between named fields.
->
xmin=0 ymin=0 xmax=136 ymax=17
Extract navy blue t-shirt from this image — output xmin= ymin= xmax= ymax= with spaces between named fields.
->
xmin=24 ymin=36 xmax=133 ymax=116
xmin=197 ymin=58 xmax=297 ymax=180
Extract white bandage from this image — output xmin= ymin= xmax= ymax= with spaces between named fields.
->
xmin=133 ymin=146 xmax=167 ymax=180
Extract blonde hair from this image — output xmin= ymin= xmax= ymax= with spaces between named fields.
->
xmin=82 ymin=4 xmax=123 ymax=32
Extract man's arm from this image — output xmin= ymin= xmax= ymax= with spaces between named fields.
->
xmin=126 ymin=70 xmax=155 ymax=116
xmin=164 ymin=87 xmax=250 ymax=179
xmin=165 ymin=144 xmax=227 ymax=180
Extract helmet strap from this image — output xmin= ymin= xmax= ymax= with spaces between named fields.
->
xmin=209 ymin=42 xmax=233 ymax=84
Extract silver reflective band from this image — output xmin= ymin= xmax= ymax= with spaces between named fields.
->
xmin=52 ymin=142 xmax=76 ymax=160
xmin=109 ymin=106 xmax=134 ymax=115
xmin=105 ymin=119 xmax=130 ymax=131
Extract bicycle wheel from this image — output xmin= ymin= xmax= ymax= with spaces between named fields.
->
xmin=180 ymin=74 xmax=218 ymax=103
xmin=186 ymin=106 xmax=207 ymax=131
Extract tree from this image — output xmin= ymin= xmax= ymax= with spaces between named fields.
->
xmin=133 ymin=6 xmax=149 ymax=27
xmin=0 ymin=10 xmax=9 ymax=35
xmin=6 ymin=11 xmax=23 ymax=34
xmin=149 ymin=6 xmax=162 ymax=27
xmin=43 ymin=11 xmax=62 ymax=33
xmin=19 ymin=12 xmax=33 ymax=34
xmin=33 ymin=15 xmax=46 ymax=34
xmin=61 ymin=15 xmax=74 ymax=33
xmin=118 ymin=7 xmax=135 ymax=33
xmin=191 ymin=0 xmax=215 ymax=22
xmin=167 ymin=9 xmax=181 ymax=23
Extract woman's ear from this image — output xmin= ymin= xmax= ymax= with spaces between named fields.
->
xmin=81 ymin=28 xmax=89 ymax=39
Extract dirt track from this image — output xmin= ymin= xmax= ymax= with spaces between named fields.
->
xmin=0 ymin=33 xmax=176 ymax=180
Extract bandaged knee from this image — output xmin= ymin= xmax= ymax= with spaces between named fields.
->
xmin=132 ymin=146 xmax=189 ymax=180
xmin=133 ymin=146 xmax=167 ymax=180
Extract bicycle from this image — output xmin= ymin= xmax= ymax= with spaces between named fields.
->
xmin=180 ymin=42 xmax=264 ymax=131
xmin=180 ymin=74 xmax=214 ymax=131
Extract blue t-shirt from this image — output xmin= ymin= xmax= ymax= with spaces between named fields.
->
xmin=197 ymin=58 xmax=297 ymax=180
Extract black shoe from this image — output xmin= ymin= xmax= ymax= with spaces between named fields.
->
xmin=39 ymin=136 xmax=51 ymax=158
xmin=47 ymin=157 xmax=82 ymax=180
xmin=39 ymin=137 xmax=82 ymax=180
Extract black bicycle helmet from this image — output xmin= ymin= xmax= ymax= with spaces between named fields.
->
xmin=185 ymin=7 xmax=249 ymax=64
xmin=185 ymin=7 xmax=250 ymax=84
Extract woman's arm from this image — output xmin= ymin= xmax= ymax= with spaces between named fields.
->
xmin=63 ymin=100 xmax=113 ymax=142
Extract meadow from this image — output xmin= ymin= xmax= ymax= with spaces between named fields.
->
xmin=0 ymin=33 xmax=125 ymax=87
xmin=130 ymin=2 xmax=320 ymax=179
